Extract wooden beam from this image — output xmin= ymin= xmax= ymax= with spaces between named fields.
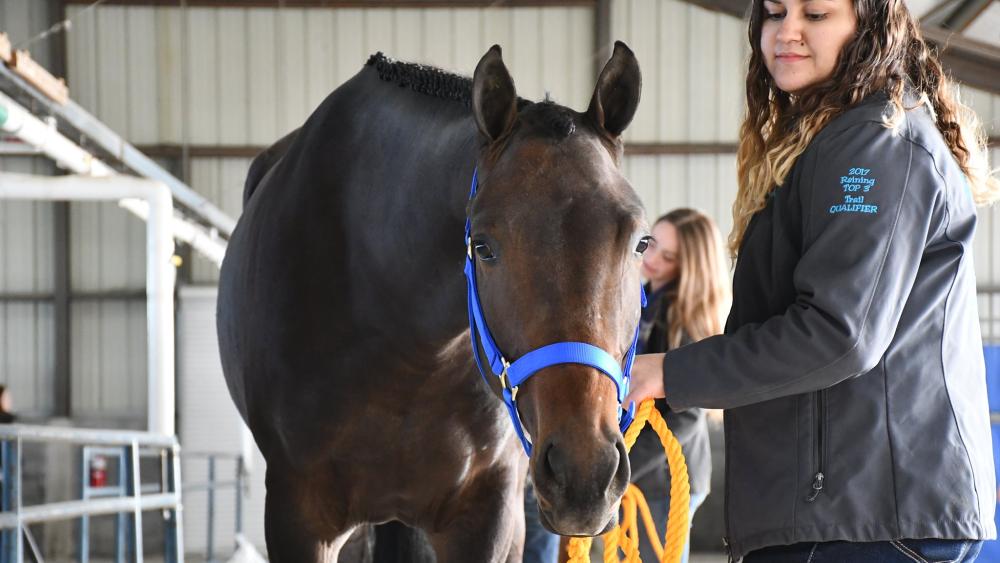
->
xmin=64 ymin=0 xmax=596 ymax=6
xmin=8 ymin=50 xmax=69 ymax=104
xmin=139 ymin=142 xmax=750 ymax=158
xmin=137 ymin=137 xmax=998 ymax=161
xmin=0 ymin=33 xmax=11 ymax=64
xmin=626 ymin=142 xmax=739 ymax=155
xmin=136 ymin=144 xmax=263 ymax=158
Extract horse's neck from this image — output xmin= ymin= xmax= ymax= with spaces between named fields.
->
xmin=338 ymin=103 xmax=479 ymax=347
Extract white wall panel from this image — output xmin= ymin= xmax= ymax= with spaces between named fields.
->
xmin=125 ymin=7 xmax=159 ymax=144
xmin=69 ymin=202 xmax=146 ymax=292
xmin=0 ymin=302 xmax=55 ymax=417
xmin=67 ymin=5 xmax=594 ymax=149
xmin=178 ymin=287 xmax=265 ymax=551
xmin=70 ymin=299 xmax=146 ymax=418
xmin=623 ymin=153 xmax=738 ymax=236
xmin=0 ymin=158 xmax=54 ymax=294
xmin=156 ymin=7 xmax=184 ymax=144
xmin=0 ymin=157 xmax=56 ymax=417
xmin=190 ymin=158 xmax=252 ymax=285
xmin=0 ymin=0 xmax=57 ymax=69
xmin=614 ymin=0 xmax=748 ymax=143
xmin=246 ymin=8 xmax=279 ymax=145
xmin=188 ymin=8 xmax=221 ymax=145
xmin=218 ymin=9 xmax=250 ymax=145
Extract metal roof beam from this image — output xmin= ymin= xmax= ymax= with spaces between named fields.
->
xmin=942 ymin=0 xmax=995 ymax=31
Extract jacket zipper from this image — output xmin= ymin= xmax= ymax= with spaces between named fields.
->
xmin=723 ymin=414 xmax=734 ymax=561
xmin=806 ymin=390 xmax=826 ymax=502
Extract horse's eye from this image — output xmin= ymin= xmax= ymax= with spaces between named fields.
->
xmin=635 ymin=236 xmax=653 ymax=255
xmin=473 ymin=241 xmax=496 ymax=262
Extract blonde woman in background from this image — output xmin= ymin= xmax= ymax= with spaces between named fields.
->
xmin=626 ymin=0 xmax=1000 ymax=558
xmin=629 ymin=208 xmax=729 ymax=563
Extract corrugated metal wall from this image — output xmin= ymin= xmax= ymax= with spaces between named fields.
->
xmin=0 ymin=157 xmax=55 ymax=418
xmin=65 ymin=4 xmax=595 ymax=145
xmin=0 ymin=0 xmax=60 ymax=417
xmin=613 ymin=0 xmax=746 ymax=238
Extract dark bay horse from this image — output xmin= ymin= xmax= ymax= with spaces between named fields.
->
xmin=217 ymin=42 xmax=646 ymax=562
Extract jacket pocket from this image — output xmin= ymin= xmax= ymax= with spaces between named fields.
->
xmin=806 ymin=390 xmax=826 ymax=502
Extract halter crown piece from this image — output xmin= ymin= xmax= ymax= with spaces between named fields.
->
xmin=463 ymin=167 xmax=645 ymax=455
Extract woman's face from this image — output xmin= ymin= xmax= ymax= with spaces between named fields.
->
xmin=641 ymin=221 xmax=679 ymax=291
xmin=761 ymin=0 xmax=857 ymax=95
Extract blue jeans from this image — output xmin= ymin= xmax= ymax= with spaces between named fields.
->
xmin=638 ymin=490 xmax=707 ymax=563
xmin=743 ymin=539 xmax=983 ymax=562
xmin=523 ymin=479 xmax=560 ymax=563
xmin=521 ymin=480 xmax=707 ymax=563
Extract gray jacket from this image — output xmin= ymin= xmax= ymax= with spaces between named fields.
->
xmin=662 ymin=93 xmax=997 ymax=560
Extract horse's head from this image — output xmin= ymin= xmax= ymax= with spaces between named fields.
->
xmin=468 ymin=42 xmax=645 ymax=536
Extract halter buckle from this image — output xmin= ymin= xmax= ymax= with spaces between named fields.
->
xmin=499 ymin=359 xmax=518 ymax=401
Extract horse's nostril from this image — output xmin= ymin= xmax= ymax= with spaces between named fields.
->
xmin=543 ymin=440 xmax=567 ymax=486
xmin=614 ymin=437 xmax=630 ymax=487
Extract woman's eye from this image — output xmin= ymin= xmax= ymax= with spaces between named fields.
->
xmin=806 ymin=12 xmax=827 ymax=20
xmin=473 ymin=241 xmax=496 ymax=262
xmin=635 ymin=236 xmax=654 ymax=255
xmin=765 ymin=11 xmax=784 ymax=20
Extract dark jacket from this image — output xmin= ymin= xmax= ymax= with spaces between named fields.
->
xmin=630 ymin=284 xmax=711 ymax=497
xmin=662 ymin=93 xmax=996 ymax=559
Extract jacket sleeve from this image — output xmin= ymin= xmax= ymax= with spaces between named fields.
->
xmin=663 ymin=120 xmax=941 ymax=410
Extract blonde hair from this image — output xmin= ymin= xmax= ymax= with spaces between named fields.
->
xmin=730 ymin=0 xmax=999 ymax=257
xmin=657 ymin=209 xmax=731 ymax=349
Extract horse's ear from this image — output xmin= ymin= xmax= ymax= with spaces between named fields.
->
xmin=587 ymin=41 xmax=641 ymax=137
xmin=472 ymin=45 xmax=518 ymax=142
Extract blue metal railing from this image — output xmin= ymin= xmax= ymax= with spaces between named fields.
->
xmin=0 ymin=425 xmax=183 ymax=563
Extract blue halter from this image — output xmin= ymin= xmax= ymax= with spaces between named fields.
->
xmin=463 ymin=167 xmax=645 ymax=455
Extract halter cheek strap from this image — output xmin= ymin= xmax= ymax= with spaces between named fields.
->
xmin=464 ymin=167 xmax=645 ymax=455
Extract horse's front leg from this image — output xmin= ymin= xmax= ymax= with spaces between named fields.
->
xmin=428 ymin=466 xmax=526 ymax=563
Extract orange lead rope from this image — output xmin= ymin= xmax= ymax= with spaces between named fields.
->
xmin=566 ymin=399 xmax=690 ymax=563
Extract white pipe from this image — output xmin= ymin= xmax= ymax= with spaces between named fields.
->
xmin=0 ymin=91 xmax=114 ymax=177
xmin=119 ymin=199 xmax=226 ymax=266
xmin=0 ymin=91 xmax=227 ymax=266
xmin=0 ymin=173 xmax=177 ymax=436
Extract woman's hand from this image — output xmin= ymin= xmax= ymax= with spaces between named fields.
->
xmin=625 ymin=353 xmax=667 ymax=407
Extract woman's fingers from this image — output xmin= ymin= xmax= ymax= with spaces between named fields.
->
xmin=625 ymin=353 xmax=667 ymax=406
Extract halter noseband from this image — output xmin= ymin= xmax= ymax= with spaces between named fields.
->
xmin=463 ymin=167 xmax=644 ymax=455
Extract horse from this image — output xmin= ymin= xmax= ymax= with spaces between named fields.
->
xmin=217 ymin=42 xmax=646 ymax=562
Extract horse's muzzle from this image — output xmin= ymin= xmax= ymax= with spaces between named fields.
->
xmin=530 ymin=432 xmax=630 ymax=536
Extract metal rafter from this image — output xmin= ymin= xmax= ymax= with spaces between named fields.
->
xmin=942 ymin=0 xmax=995 ymax=31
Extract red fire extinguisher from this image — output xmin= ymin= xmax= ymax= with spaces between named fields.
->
xmin=89 ymin=455 xmax=107 ymax=488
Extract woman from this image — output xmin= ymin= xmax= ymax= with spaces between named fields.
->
xmin=626 ymin=0 xmax=1000 ymax=560
xmin=629 ymin=208 xmax=729 ymax=563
